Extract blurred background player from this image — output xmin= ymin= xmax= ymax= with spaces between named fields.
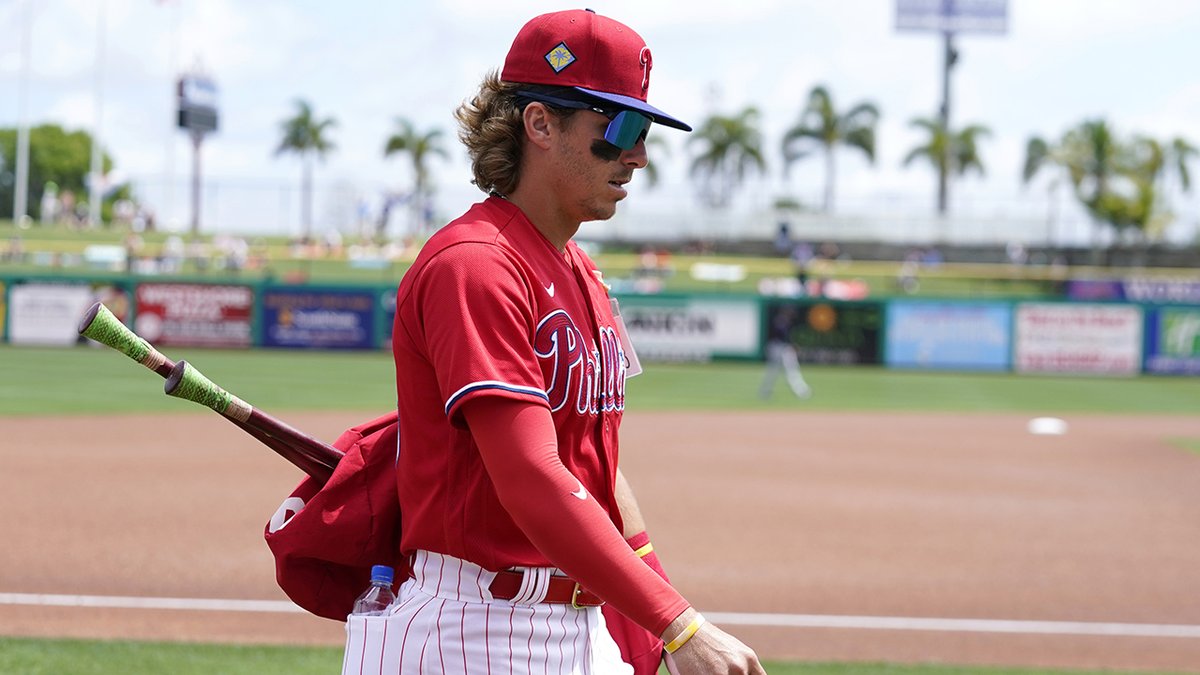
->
xmin=760 ymin=304 xmax=813 ymax=400
xmin=342 ymin=9 xmax=765 ymax=675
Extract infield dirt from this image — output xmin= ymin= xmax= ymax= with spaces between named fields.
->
xmin=3 ymin=410 xmax=1200 ymax=672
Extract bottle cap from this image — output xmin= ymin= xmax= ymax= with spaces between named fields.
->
xmin=370 ymin=564 xmax=394 ymax=584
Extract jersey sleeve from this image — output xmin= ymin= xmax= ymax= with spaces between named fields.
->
xmin=411 ymin=241 xmax=550 ymax=423
xmin=463 ymin=396 xmax=690 ymax=636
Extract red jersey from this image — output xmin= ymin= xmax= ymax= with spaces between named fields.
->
xmin=392 ymin=196 xmax=629 ymax=571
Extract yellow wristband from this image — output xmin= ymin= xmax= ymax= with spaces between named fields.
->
xmin=663 ymin=614 xmax=706 ymax=654
xmin=634 ymin=541 xmax=654 ymax=558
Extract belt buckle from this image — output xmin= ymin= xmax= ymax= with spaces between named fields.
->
xmin=570 ymin=581 xmax=602 ymax=609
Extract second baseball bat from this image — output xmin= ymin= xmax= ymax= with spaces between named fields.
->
xmin=164 ymin=359 xmax=341 ymax=481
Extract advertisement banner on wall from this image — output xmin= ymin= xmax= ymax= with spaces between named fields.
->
xmin=1065 ymin=278 xmax=1200 ymax=304
xmin=1144 ymin=306 xmax=1200 ymax=375
xmin=135 ymin=283 xmax=253 ymax=348
xmin=380 ymin=289 xmax=397 ymax=350
xmin=9 ymin=282 xmax=132 ymax=346
xmin=769 ymin=301 xmax=883 ymax=365
xmin=1014 ymin=303 xmax=1143 ymax=375
xmin=885 ymin=301 xmax=1012 ymax=370
xmin=615 ymin=295 xmax=760 ymax=360
xmin=261 ymin=289 xmax=376 ymax=349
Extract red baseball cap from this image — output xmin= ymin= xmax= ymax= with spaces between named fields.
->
xmin=501 ymin=9 xmax=691 ymax=131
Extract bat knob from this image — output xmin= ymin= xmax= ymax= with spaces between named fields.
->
xmin=165 ymin=360 xmax=187 ymax=396
xmin=78 ymin=302 xmax=102 ymax=335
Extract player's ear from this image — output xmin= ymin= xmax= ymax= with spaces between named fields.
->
xmin=523 ymin=102 xmax=555 ymax=151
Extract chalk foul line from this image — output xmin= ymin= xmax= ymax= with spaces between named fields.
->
xmin=2 ymin=593 xmax=1199 ymax=639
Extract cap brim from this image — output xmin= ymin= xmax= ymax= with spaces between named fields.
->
xmin=573 ymin=87 xmax=692 ymax=132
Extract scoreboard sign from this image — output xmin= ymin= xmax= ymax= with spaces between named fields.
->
xmin=177 ymin=74 xmax=219 ymax=134
xmin=896 ymin=0 xmax=1008 ymax=34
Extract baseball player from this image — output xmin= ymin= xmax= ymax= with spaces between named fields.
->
xmin=341 ymin=9 xmax=764 ymax=675
xmin=759 ymin=304 xmax=813 ymax=399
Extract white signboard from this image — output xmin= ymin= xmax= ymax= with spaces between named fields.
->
xmin=1014 ymin=303 xmax=1143 ymax=375
xmin=617 ymin=296 xmax=760 ymax=361
xmin=9 ymin=283 xmax=95 ymax=345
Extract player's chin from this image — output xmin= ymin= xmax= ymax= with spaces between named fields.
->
xmin=583 ymin=199 xmax=620 ymax=222
xmin=587 ymin=206 xmax=618 ymax=222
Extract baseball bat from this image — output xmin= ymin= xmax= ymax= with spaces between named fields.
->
xmin=165 ymin=359 xmax=340 ymax=481
xmin=78 ymin=302 xmax=342 ymax=481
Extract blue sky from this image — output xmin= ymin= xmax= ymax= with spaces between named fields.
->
xmin=1 ymin=0 xmax=1198 ymax=245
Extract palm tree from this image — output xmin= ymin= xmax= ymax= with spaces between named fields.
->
xmin=903 ymin=116 xmax=990 ymax=215
xmin=274 ymin=99 xmax=337 ymax=243
xmin=1120 ymin=134 xmax=1196 ymax=243
xmin=687 ymin=106 xmax=767 ymax=209
xmin=1024 ymin=119 xmax=1198 ymax=260
xmin=382 ymin=118 xmax=448 ymax=241
xmin=1021 ymin=134 xmax=1076 ymax=244
xmin=781 ymin=85 xmax=879 ymax=213
xmin=642 ymin=135 xmax=671 ymax=189
xmin=1139 ymin=136 xmax=1197 ymax=197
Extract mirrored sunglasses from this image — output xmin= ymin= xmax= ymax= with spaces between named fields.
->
xmin=516 ymin=90 xmax=653 ymax=151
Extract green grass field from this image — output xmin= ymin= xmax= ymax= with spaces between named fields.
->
xmin=3 ymin=345 xmax=1198 ymax=674
xmin=2 ymin=344 xmax=1198 ymax=417
xmin=0 ymin=637 xmax=1191 ymax=675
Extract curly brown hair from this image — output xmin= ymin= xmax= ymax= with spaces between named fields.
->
xmin=454 ymin=70 xmax=575 ymax=197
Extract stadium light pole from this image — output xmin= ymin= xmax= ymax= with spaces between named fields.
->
xmin=88 ymin=0 xmax=109 ymax=228
xmin=165 ymin=0 xmax=182 ymax=228
xmin=937 ymin=29 xmax=958 ymax=218
xmin=13 ymin=0 xmax=33 ymax=225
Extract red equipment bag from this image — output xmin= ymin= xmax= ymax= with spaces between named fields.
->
xmin=263 ymin=411 xmax=405 ymax=621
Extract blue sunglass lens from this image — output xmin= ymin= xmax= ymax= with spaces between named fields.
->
xmin=604 ymin=111 xmax=652 ymax=150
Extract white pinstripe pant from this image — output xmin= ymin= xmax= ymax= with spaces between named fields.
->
xmin=342 ymin=550 xmax=633 ymax=675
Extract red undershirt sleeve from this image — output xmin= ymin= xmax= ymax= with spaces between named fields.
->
xmin=462 ymin=396 xmax=689 ymax=637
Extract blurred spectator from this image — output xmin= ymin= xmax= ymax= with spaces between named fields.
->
xmin=124 ymin=231 xmax=144 ymax=273
xmin=114 ymin=199 xmax=136 ymax=227
xmin=161 ymin=235 xmax=185 ymax=273
xmin=3 ymin=234 xmax=25 ymax=263
xmin=1006 ymin=240 xmax=1028 ymax=266
xmin=40 ymin=182 xmax=59 ymax=225
xmin=773 ymin=221 xmax=793 ymax=255
xmin=59 ymin=190 xmax=77 ymax=226
xmin=790 ymin=241 xmax=814 ymax=292
xmin=920 ymin=246 xmax=943 ymax=267
xmin=213 ymin=234 xmax=250 ymax=271
xmin=897 ymin=258 xmax=920 ymax=294
xmin=187 ymin=238 xmax=211 ymax=272
xmin=324 ymin=228 xmax=345 ymax=257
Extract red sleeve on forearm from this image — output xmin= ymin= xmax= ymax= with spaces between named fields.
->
xmin=463 ymin=397 xmax=689 ymax=636
xmin=626 ymin=531 xmax=670 ymax=584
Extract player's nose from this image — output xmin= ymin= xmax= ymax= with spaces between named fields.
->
xmin=621 ymin=139 xmax=648 ymax=169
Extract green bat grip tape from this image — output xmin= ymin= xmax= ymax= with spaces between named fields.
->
xmin=167 ymin=361 xmax=253 ymax=422
xmin=80 ymin=304 xmax=167 ymax=371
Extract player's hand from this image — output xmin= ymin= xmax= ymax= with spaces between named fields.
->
xmin=662 ymin=617 xmax=765 ymax=674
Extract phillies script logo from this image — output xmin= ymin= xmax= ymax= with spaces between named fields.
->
xmin=534 ymin=310 xmax=626 ymax=414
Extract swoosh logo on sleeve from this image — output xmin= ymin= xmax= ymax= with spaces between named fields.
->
xmin=545 ymin=282 xmax=556 ymax=297
xmin=570 ymin=479 xmax=588 ymax=500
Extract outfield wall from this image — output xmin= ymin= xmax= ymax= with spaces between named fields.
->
xmin=2 ymin=274 xmax=1197 ymax=376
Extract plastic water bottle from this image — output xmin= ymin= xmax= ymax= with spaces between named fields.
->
xmin=351 ymin=565 xmax=397 ymax=616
